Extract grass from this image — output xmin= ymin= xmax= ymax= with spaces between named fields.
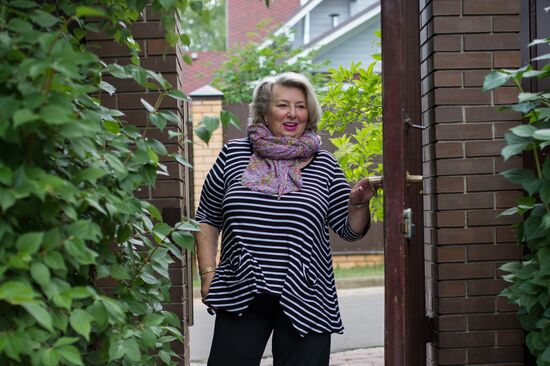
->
xmin=333 ymin=264 xmax=384 ymax=279
xmin=192 ymin=264 xmax=384 ymax=287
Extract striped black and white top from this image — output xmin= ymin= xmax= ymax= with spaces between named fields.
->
xmin=195 ymin=138 xmax=368 ymax=336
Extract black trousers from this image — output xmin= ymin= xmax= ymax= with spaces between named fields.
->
xmin=207 ymin=294 xmax=331 ymax=366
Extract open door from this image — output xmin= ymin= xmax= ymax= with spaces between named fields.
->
xmin=382 ymin=0 xmax=427 ymax=365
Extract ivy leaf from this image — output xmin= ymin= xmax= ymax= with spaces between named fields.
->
xmin=30 ymin=10 xmax=59 ymax=28
xmin=30 ymin=262 xmax=51 ymax=286
xmin=167 ymin=89 xmax=189 ymax=101
xmin=69 ymin=309 xmax=93 ymax=341
xmin=140 ymin=98 xmax=155 ymax=112
xmin=483 ymin=70 xmax=512 ymax=91
xmin=99 ymin=81 xmax=116 ymax=95
xmin=21 ymin=302 xmax=53 ymax=331
xmin=0 ymin=281 xmax=37 ymax=304
xmin=172 ymin=231 xmax=195 ymax=251
xmin=40 ymin=105 xmax=72 ymax=125
xmin=57 ymin=345 xmax=84 ymax=366
xmin=16 ymin=232 xmax=43 ymax=256
xmin=75 ymin=6 xmax=106 ymax=17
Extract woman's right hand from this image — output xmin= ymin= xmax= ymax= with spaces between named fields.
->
xmin=200 ymin=272 xmax=215 ymax=304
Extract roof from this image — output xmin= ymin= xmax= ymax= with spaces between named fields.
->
xmin=287 ymin=3 xmax=381 ymax=63
xmin=190 ymin=84 xmax=224 ymax=97
xmin=226 ymin=0 xmax=301 ymax=48
xmin=181 ymin=51 xmax=226 ymax=95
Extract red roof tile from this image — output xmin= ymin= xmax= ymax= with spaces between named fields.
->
xmin=181 ymin=51 xmax=226 ymax=94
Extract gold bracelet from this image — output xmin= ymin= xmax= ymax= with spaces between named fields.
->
xmin=199 ymin=266 xmax=216 ymax=277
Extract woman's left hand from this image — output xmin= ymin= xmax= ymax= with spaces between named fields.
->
xmin=349 ymin=177 xmax=376 ymax=206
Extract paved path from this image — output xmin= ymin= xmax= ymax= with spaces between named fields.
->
xmin=190 ymin=286 xmax=384 ymax=364
xmin=190 ymin=347 xmax=384 ymax=366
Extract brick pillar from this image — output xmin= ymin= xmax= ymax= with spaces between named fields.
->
xmin=88 ymin=6 xmax=193 ymax=365
xmin=420 ymin=0 xmax=525 ymax=364
xmin=189 ymin=87 xmax=224 ymax=212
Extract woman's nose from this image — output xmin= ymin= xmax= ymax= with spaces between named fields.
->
xmin=287 ymin=106 xmax=297 ymax=117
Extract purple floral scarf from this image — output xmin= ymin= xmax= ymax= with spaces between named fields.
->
xmin=242 ymin=124 xmax=321 ymax=198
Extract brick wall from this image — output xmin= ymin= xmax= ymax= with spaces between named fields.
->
xmin=420 ymin=0 xmax=526 ymax=364
xmin=191 ymin=98 xmax=224 ymax=212
xmin=333 ymin=254 xmax=384 ymax=269
xmin=89 ymin=7 xmax=193 ymax=365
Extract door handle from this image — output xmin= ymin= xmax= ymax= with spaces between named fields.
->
xmin=401 ymin=208 xmax=416 ymax=239
xmin=365 ymin=172 xmax=422 ymax=185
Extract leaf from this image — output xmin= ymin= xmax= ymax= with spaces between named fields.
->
xmin=10 ymin=1 xmax=39 ymax=9
xmin=21 ymin=302 xmax=53 ymax=331
xmin=30 ymin=262 xmax=51 ymax=286
xmin=69 ymin=309 xmax=93 ymax=341
xmin=99 ymin=81 xmax=116 ymax=95
xmin=167 ymin=89 xmax=189 ymax=101
xmin=110 ymin=264 xmax=130 ymax=280
xmin=16 ymin=232 xmax=43 ymax=256
xmin=40 ymin=105 xmax=72 ymax=125
xmin=195 ymin=125 xmax=212 ymax=144
xmin=501 ymin=168 xmax=535 ymax=184
xmin=220 ymin=110 xmax=241 ymax=129
xmin=30 ymin=10 xmax=59 ymax=28
xmin=42 ymin=348 xmax=60 ymax=366
xmin=13 ymin=109 xmax=40 ymax=128
xmin=0 ymin=281 xmax=37 ymax=304
xmin=123 ymin=339 xmax=141 ymax=362
xmin=57 ymin=345 xmax=83 ymax=366
xmin=511 ymin=125 xmax=536 ymax=137
xmin=140 ymin=271 xmax=158 ymax=284
xmin=174 ymin=154 xmax=193 ymax=168
xmin=534 ymin=129 xmax=550 ymax=141
xmin=0 ymin=166 xmax=12 ymax=186
xmin=172 ymin=231 xmax=195 ymax=251
xmin=75 ymin=6 xmax=106 ymax=17
xmin=141 ymin=98 xmax=155 ymax=112
xmin=53 ymin=337 xmax=79 ymax=348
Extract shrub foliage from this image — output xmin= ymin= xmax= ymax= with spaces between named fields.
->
xmin=484 ymin=35 xmax=550 ymax=364
xmin=0 ymin=1 xmax=223 ymax=364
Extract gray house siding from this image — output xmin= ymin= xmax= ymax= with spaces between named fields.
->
xmin=310 ymin=0 xmax=351 ymax=40
xmin=314 ymin=15 xmax=381 ymax=71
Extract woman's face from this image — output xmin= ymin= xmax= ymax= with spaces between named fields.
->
xmin=266 ymin=85 xmax=309 ymax=138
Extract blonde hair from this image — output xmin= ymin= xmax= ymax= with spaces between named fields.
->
xmin=249 ymin=72 xmax=322 ymax=131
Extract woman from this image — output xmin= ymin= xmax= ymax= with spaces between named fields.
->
xmin=194 ymin=72 xmax=374 ymax=366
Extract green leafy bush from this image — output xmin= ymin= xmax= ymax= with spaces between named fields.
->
xmin=0 ymin=1 xmax=214 ymax=364
xmin=483 ymin=35 xmax=550 ymax=364
xmin=320 ymin=59 xmax=383 ymax=221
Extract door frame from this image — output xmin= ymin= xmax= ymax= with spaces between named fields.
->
xmin=382 ymin=0 xmax=426 ymax=364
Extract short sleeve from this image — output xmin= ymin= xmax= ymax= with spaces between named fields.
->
xmin=194 ymin=144 xmax=229 ymax=230
xmin=327 ymin=159 xmax=369 ymax=241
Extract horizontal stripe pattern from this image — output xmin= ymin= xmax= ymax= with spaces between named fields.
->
xmin=195 ymin=138 xmax=367 ymax=336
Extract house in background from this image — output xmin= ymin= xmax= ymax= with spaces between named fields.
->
xmin=186 ymin=0 xmax=385 ymax=269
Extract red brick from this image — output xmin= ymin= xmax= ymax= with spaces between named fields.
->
xmin=468 ymin=279 xmax=508 ymax=296
xmin=494 ymin=51 xmax=521 ymax=68
xmin=494 ymin=16 xmax=520 ymax=32
xmin=432 ymin=0 xmax=461 ymax=15
xmin=435 ymin=142 xmax=464 ymax=158
xmin=436 ymin=176 xmax=464 ymax=193
xmin=153 ymin=180 xmax=183 ymax=198
xmin=467 ymin=243 xmax=523 ymax=261
xmin=435 ymin=107 xmax=463 ymax=122
xmin=463 ymin=70 xmax=491 ymax=87
xmin=495 ymin=156 xmax=522 ymax=172
xmin=433 ymin=16 xmax=492 ymax=33
xmin=437 ymin=192 xmax=494 ymax=210
xmin=103 ymin=76 xmax=145 ymax=93
xmin=118 ymin=92 xmax=178 ymax=110
xmin=438 ymin=297 xmax=495 ymax=314
xmin=434 ymin=71 xmax=462 ymax=87
xmin=438 ymin=331 xmax=495 ymax=347
xmin=496 ymin=227 xmax=517 ymax=243
xmin=438 ymin=263 xmax=495 ymax=280
xmin=436 ymin=158 xmax=493 ymax=175
xmin=147 ymin=39 xmax=176 ymax=56
xmin=438 ymin=227 xmax=493 ymax=244
xmin=436 ymin=246 xmax=466 ymax=262
xmin=435 ymin=88 xmax=491 ymax=105
xmin=464 ymin=106 xmax=520 ymax=122
xmin=434 ymin=52 xmax=492 ymax=69
xmin=131 ymin=21 xmax=165 ymax=39
xmin=495 ymin=191 xmax=522 ymax=208
xmin=436 ymin=123 xmax=492 ymax=140
xmin=89 ymin=40 xmax=145 ymax=57
xmin=463 ymin=0 xmax=520 ymax=15
xmin=467 ymin=346 xmax=523 ymax=363
xmin=497 ymin=330 xmax=525 ymax=346
xmin=494 ymin=121 xmax=521 ymax=138
xmin=141 ymin=56 xmax=178 ymax=73
xmin=464 ymin=34 xmax=520 ymax=51
xmin=467 ymin=175 xmax=519 ymax=192
xmin=494 ymin=87 xmax=520 ymax=105
xmin=496 ymin=296 xmax=518 ymax=312
xmin=465 ymin=140 xmax=506 ymax=157
xmin=437 ymin=348 xmax=467 ymax=364
xmin=437 ymin=315 xmax=467 ymax=331
xmin=468 ymin=314 xmax=520 ymax=330
xmin=433 ymin=35 xmax=462 ymax=52
xmin=467 ymin=210 xmax=521 ymax=226
xmin=437 ymin=211 xmax=465 ymax=227
xmin=437 ymin=281 xmax=467 ymax=297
